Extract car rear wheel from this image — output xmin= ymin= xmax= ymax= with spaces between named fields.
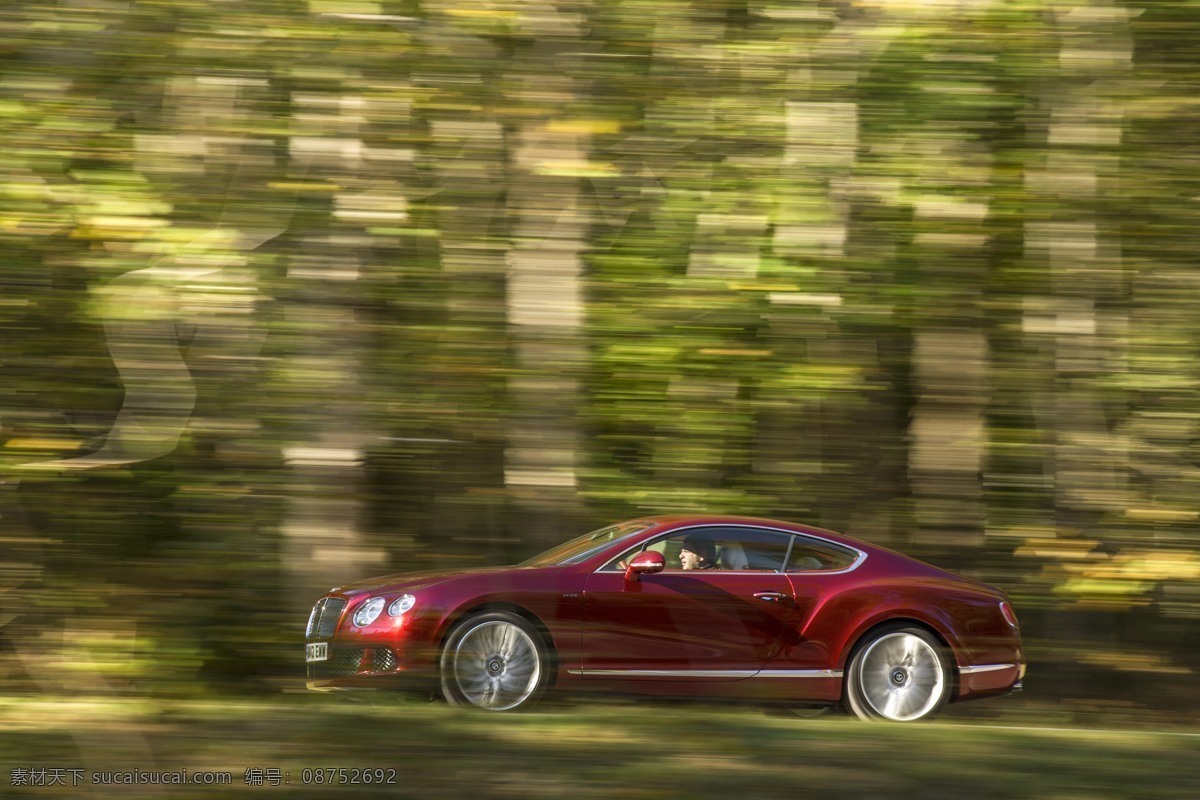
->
xmin=440 ymin=612 xmax=548 ymax=712
xmin=844 ymin=624 xmax=950 ymax=722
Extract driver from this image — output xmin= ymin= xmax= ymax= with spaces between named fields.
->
xmin=679 ymin=533 xmax=718 ymax=570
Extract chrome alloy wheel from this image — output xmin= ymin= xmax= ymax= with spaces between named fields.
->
xmin=446 ymin=617 xmax=543 ymax=711
xmin=854 ymin=631 xmax=947 ymax=721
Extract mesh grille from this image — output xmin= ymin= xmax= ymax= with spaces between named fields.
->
xmin=306 ymin=598 xmax=347 ymax=640
xmin=307 ymin=649 xmax=364 ymax=680
xmin=373 ymin=648 xmax=398 ymax=672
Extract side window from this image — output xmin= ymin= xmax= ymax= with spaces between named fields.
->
xmin=786 ymin=536 xmax=859 ymax=572
xmin=602 ymin=526 xmax=799 ymax=572
xmin=656 ymin=527 xmax=793 ymax=572
xmin=600 ymin=535 xmax=678 ymax=571
xmin=721 ymin=528 xmax=793 ymax=571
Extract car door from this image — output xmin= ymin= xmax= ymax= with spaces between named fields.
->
xmin=579 ymin=526 xmax=797 ymax=679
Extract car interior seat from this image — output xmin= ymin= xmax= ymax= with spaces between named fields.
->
xmin=718 ymin=542 xmax=749 ymax=570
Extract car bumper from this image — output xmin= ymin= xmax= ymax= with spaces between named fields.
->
xmin=957 ymin=661 xmax=1025 ymax=699
xmin=305 ymin=643 xmax=439 ymax=691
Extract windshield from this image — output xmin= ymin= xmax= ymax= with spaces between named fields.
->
xmin=519 ymin=521 xmax=652 ymax=567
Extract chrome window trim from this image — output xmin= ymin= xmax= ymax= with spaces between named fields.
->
xmin=593 ymin=523 xmax=868 ymax=576
xmin=958 ymin=663 xmax=1017 ymax=675
xmin=567 ymin=668 xmax=843 ymax=678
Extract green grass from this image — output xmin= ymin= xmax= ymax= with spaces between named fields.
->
xmin=1 ymin=693 xmax=1197 ymax=799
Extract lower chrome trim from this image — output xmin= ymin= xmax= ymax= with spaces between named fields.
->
xmin=758 ymin=669 xmax=843 ymax=678
xmin=567 ymin=668 xmax=843 ymax=678
xmin=568 ymin=669 xmax=755 ymax=677
xmin=959 ymin=663 xmax=1017 ymax=674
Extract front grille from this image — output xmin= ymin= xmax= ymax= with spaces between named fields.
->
xmin=373 ymin=648 xmax=397 ymax=672
xmin=308 ymin=649 xmax=364 ymax=680
xmin=307 ymin=598 xmax=347 ymax=640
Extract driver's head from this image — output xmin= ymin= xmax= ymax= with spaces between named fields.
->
xmin=680 ymin=533 xmax=717 ymax=569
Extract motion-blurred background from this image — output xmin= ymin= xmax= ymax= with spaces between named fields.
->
xmin=1 ymin=0 xmax=1197 ymax=729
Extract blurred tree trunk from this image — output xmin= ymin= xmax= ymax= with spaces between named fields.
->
xmin=418 ymin=17 xmax=511 ymax=562
xmin=278 ymin=58 xmax=385 ymax=615
xmin=761 ymin=4 xmax=890 ymax=534
xmin=503 ymin=10 xmax=593 ymax=548
xmin=1023 ymin=2 xmax=1133 ymax=543
xmin=1114 ymin=2 xmax=1200 ymax=664
xmin=755 ymin=3 xmax=951 ymax=545
xmin=1012 ymin=2 xmax=1135 ymax=697
xmin=896 ymin=11 xmax=999 ymax=561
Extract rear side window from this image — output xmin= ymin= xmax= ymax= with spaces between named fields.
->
xmin=725 ymin=528 xmax=793 ymax=571
xmin=786 ymin=536 xmax=860 ymax=572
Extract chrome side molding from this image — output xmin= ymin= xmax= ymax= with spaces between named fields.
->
xmin=567 ymin=668 xmax=843 ymax=678
xmin=959 ymin=663 xmax=1017 ymax=674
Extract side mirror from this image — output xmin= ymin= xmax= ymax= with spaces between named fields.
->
xmin=625 ymin=551 xmax=665 ymax=582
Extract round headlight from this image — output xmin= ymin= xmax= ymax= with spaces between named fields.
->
xmin=353 ymin=596 xmax=386 ymax=627
xmin=388 ymin=594 xmax=416 ymax=617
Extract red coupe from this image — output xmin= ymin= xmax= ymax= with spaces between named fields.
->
xmin=304 ymin=515 xmax=1024 ymax=721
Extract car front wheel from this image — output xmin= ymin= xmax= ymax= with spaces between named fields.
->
xmin=844 ymin=625 xmax=951 ymax=722
xmin=440 ymin=611 xmax=549 ymax=712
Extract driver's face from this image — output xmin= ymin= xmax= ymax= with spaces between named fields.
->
xmin=680 ymin=548 xmax=700 ymax=570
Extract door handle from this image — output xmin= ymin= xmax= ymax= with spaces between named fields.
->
xmin=753 ymin=591 xmax=788 ymax=603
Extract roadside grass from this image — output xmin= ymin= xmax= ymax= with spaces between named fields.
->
xmin=1 ymin=692 xmax=1197 ymax=799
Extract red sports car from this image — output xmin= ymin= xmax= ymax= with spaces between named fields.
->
xmin=304 ymin=515 xmax=1024 ymax=721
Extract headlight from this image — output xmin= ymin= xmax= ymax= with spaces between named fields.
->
xmin=388 ymin=594 xmax=416 ymax=617
xmin=353 ymin=596 xmax=386 ymax=627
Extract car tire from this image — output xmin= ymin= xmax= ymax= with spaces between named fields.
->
xmin=440 ymin=611 xmax=549 ymax=712
xmin=843 ymin=624 xmax=951 ymax=722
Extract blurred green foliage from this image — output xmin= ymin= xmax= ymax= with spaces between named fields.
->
xmin=0 ymin=0 xmax=1196 ymax=724
xmin=3 ymin=697 xmax=1199 ymax=799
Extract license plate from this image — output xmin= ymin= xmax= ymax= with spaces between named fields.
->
xmin=306 ymin=642 xmax=328 ymax=662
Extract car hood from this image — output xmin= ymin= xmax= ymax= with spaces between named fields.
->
xmin=332 ymin=565 xmax=522 ymax=595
